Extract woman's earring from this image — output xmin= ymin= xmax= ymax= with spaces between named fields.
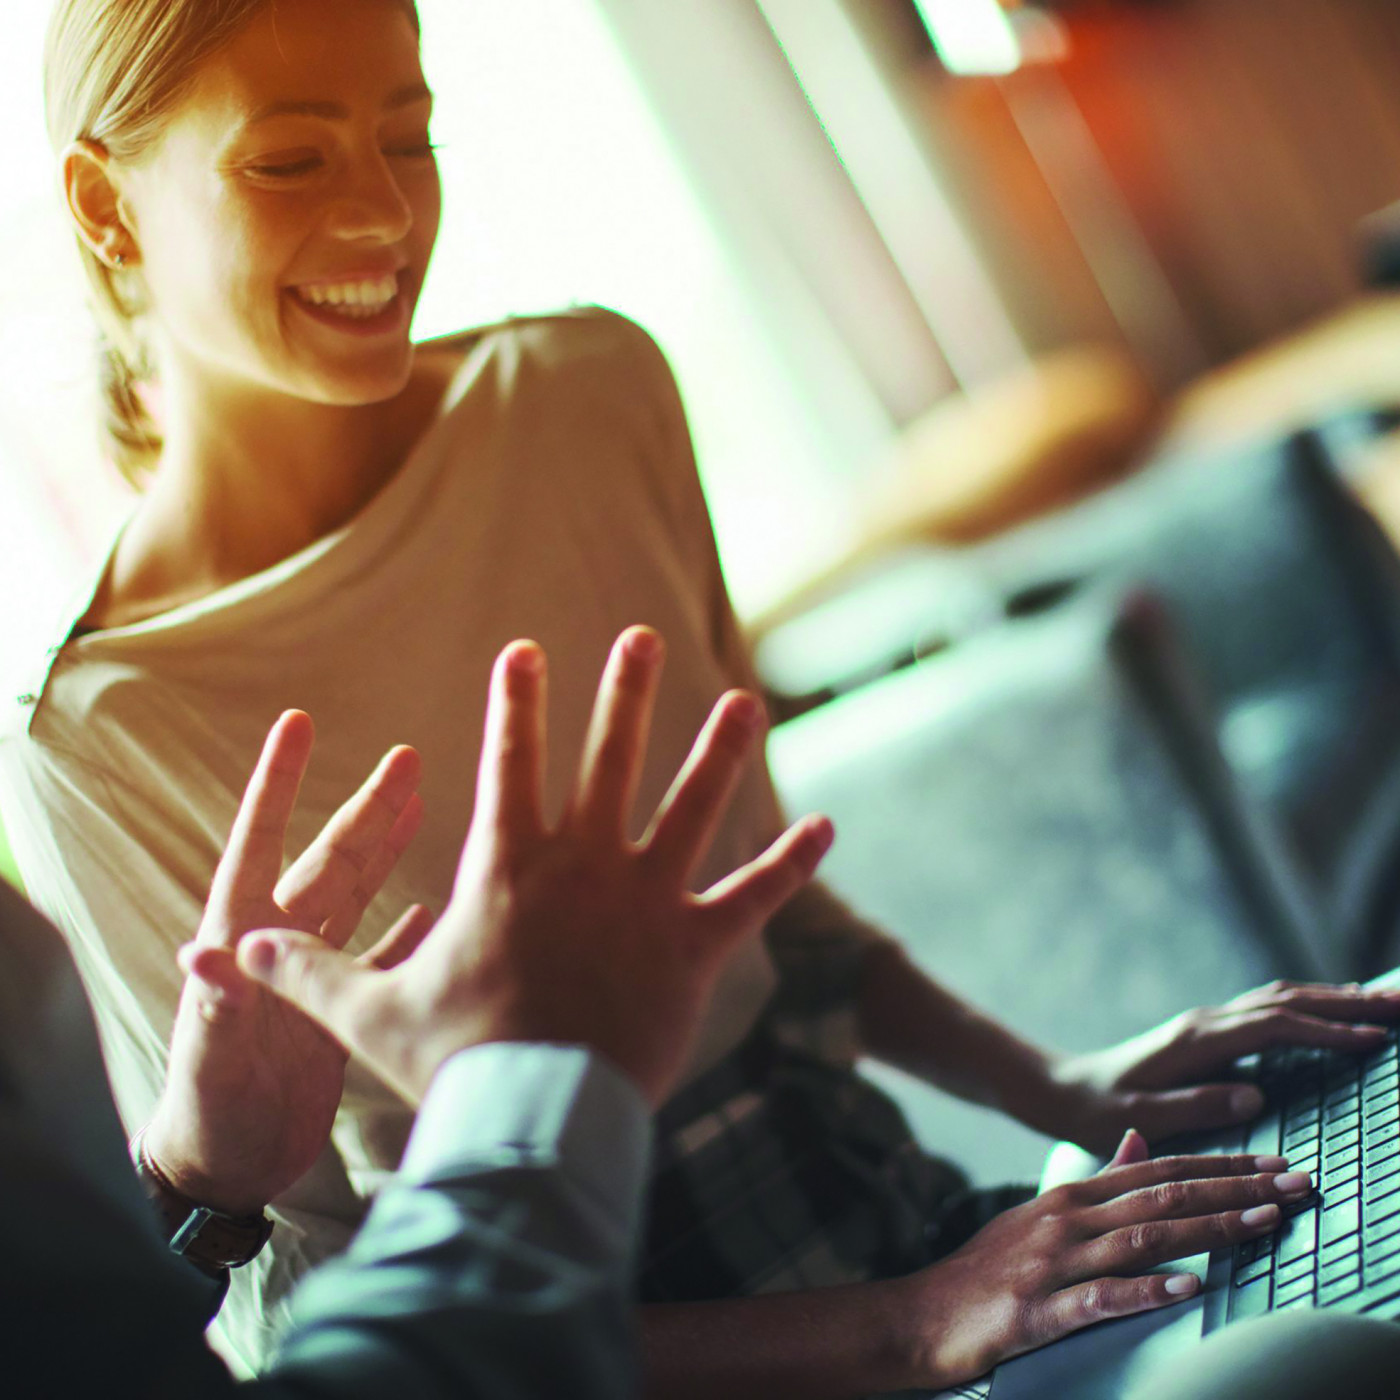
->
xmin=113 ymin=252 xmax=126 ymax=269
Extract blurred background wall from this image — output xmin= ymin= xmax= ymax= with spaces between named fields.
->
xmin=909 ymin=0 xmax=1400 ymax=375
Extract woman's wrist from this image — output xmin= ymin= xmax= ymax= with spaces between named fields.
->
xmin=857 ymin=943 xmax=1070 ymax=1127
xmin=860 ymin=1274 xmax=947 ymax=1395
xmin=640 ymin=1275 xmax=943 ymax=1400
xmin=890 ymin=1262 xmax=996 ymax=1393
xmin=997 ymin=1046 xmax=1086 ymax=1138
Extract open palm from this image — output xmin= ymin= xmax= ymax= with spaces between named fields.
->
xmin=237 ymin=628 xmax=835 ymax=1111
xmin=142 ymin=711 xmax=431 ymax=1215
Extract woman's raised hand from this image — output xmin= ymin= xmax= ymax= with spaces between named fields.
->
xmin=144 ymin=712 xmax=432 ymax=1216
xmin=1040 ymin=980 xmax=1400 ymax=1154
xmin=901 ymin=1145 xmax=1313 ymax=1389
xmin=238 ymin=627 xmax=834 ymax=1107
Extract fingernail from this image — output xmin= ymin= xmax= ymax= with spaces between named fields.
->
xmin=625 ymin=628 xmax=660 ymax=660
xmin=513 ymin=644 xmax=543 ymax=674
xmin=1164 ymin=1274 xmax=1199 ymax=1296
xmin=1241 ymin=1204 xmax=1280 ymax=1228
xmin=1231 ymin=1086 xmax=1265 ymax=1118
xmin=1274 ymin=1172 xmax=1311 ymax=1196
xmin=1254 ymin=1156 xmax=1289 ymax=1171
xmin=243 ymin=938 xmax=277 ymax=976
xmin=728 ymin=693 xmax=762 ymax=729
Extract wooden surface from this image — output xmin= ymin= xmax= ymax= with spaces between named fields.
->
xmin=1160 ymin=293 xmax=1400 ymax=451
xmin=747 ymin=343 xmax=1159 ymax=639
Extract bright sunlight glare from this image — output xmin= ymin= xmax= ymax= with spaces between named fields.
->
xmin=913 ymin=0 xmax=1022 ymax=77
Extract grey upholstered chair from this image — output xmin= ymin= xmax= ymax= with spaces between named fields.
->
xmin=768 ymin=585 xmax=1316 ymax=1184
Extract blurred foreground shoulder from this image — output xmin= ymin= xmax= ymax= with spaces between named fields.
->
xmin=422 ymin=305 xmax=679 ymax=400
xmin=525 ymin=305 xmax=678 ymax=393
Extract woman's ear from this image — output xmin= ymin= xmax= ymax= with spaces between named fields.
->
xmin=62 ymin=139 xmax=138 ymax=269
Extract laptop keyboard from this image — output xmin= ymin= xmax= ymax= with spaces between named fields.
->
xmin=1207 ymin=1032 xmax=1400 ymax=1328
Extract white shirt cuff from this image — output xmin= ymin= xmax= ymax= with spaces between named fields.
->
xmin=398 ymin=1042 xmax=653 ymax=1235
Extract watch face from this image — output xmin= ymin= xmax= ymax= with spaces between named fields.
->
xmin=169 ymin=1206 xmax=218 ymax=1256
xmin=171 ymin=1205 xmax=275 ymax=1269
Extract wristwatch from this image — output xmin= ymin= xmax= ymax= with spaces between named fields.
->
xmin=131 ymin=1130 xmax=274 ymax=1277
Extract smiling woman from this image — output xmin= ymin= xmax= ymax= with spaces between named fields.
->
xmin=8 ymin=0 xmax=876 ymax=1377
xmin=50 ymin=0 xmax=455 ymax=631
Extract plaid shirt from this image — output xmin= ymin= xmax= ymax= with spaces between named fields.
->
xmin=639 ymin=937 xmax=1029 ymax=1398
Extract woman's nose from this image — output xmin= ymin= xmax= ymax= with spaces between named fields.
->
xmin=327 ymin=155 xmax=414 ymax=243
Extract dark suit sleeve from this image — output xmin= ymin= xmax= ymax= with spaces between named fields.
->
xmin=0 ymin=880 xmax=238 ymax=1399
xmin=0 ymin=883 xmax=649 ymax=1400
xmin=268 ymin=1044 xmax=650 ymax=1400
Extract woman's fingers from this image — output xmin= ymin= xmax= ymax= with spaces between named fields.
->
xmin=1034 ymin=1272 xmax=1201 ymax=1344
xmin=1198 ymin=1008 xmax=1391 ymax=1062
xmin=206 ymin=711 xmax=315 ymax=937
xmin=696 ymin=814 xmax=834 ymax=944
xmin=1272 ymin=988 xmax=1400 ymax=1020
xmin=1075 ymin=1202 xmax=1284 ymax=1278
xmin=1035 ymin=1174 xmax=1303 ymax=1341
xmin=1107 ymin=1129 xmax=1151 ymax=1169
xmin=1113 ymin=1082 xmax=1268 ymax=1141
xmin=275 ymin=747 xmax=422 ymax=938
xmin=570 ymin=628 xmax=664 ymax=842
xmin=1083 ymin=1169 xmax=1312 ymax=1233
xmin=472 ymin=640 xmax=548 ymax=847
xmin=1230 ymin=981 xmax=1400 ymax=1020
xmin=1073 ymin=1153 xmax=1287 ymax=1205
xmin=643 ymin=690 xmax=765 ymax=885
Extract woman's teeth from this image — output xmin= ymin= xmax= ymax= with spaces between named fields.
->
xmin=295 ymin=275 xmax=399 ymax=318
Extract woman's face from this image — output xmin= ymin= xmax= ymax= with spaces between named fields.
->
xmin=117 ymin=0 xmax=441 ymax=409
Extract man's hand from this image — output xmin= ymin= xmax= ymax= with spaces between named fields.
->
xmin=142 ymin=711 xmax=432 ymax=1215
xmin=1040 ymin=980 xmax=1400 ymax=1153
xmin=237 ymin=627 xmax=835 ymax=1108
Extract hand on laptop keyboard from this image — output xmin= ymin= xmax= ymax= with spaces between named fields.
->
xmin=1202 ymin=1031 xmax=1400 ymax=1329
xmin=1037 ymin=981 xmax=1400 ymax=1154
xmin=896 ymin=1144 xmax=1312 ymax=1392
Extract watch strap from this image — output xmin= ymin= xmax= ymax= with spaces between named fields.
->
xmin=132 ymin=1131 xmax=274 ymax=1273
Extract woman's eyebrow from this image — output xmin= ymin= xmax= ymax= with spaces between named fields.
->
xmin=246 ymin=82 xmax=433 ymax=126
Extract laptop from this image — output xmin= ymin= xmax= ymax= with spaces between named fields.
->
xmin=923 ymin=969 xmax=1400 ymax=1400
xmin=1199 ymin=1029 xmax=1400 ymax=1328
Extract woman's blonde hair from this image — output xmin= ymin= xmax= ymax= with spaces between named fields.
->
xmin=44 ymin=0 xmax=421 ymax=486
